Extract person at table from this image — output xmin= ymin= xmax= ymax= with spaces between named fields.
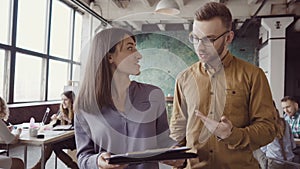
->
xmin=0 ymin=96 xmax=11 ymax=127
xmin=74 ymin=27 xmax=184 ymax=169
xmin=0 ymin=96 xmax=24 ymax=169
xmin=253 ymin=101 xmax=296 ymax=169
xmin=281 ymin=96 xmax=300 ymax=138
xmin=32 ymin=91 xmax=78 ymax=169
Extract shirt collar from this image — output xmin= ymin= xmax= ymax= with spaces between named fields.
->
xmin=201 ymin=51 xmax=233 ymax=75
xmin=292 ymin=110 xmax=300 ymax=119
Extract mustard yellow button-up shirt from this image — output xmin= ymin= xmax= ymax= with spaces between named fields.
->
xmin=170 ymin=52 xmax=276 ymax=169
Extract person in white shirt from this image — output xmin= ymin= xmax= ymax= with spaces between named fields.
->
xmin=0 ymin=96 xmax=24 ymax=169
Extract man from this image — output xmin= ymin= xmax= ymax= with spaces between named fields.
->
xmin=169 ymin=2 xmax=276 ymax=169
xmin=281 ymin=96 xmax=300 ymax=138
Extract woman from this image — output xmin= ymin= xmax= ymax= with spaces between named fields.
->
xmin=254 ymin=101 xmax=296 ymax=169
xmin=0 ymin=97 xmax=10 ymax=126
xmin=32 ymin=91 xmax=78 ymax=169
xmin=51 ymin=90 xmax=75 ymax=126
xmin=74 ymin=27 xmax=183 ymax=169
xmin=0 ymin=97 xmax=24 ymax=169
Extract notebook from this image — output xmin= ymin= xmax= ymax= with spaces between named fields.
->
xmin=106 ymin=146 xmax=198 ymax=164
xmin=52 ymin=125 xmax=73 ymax=131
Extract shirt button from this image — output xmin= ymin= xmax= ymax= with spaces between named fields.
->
xmin=209 ymin=150 xmax=213 ymax=153
xmin=232 ymin=91 xmax=236 ymax=94
xmin=210 ymin=92 xmax=214 ymax=95
xmin=210 ymin=112 xmax=213 ymax=114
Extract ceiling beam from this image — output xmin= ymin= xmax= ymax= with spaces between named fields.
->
xmin=141 ymin=0 xmax=159 ymax=7
xmin=112 ymin=0 xmax=130 ymax=8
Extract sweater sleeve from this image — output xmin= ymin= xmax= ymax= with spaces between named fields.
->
xmin=0 ymin=120 xmax=15 ymax=144
xmin=74 ymin=113 xmax=100 ymax=169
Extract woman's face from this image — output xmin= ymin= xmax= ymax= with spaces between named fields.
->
xmin=61 ymin=94 xmax=72 ymax=109
xmin=109 ymin=34 xmax=142 ymax=76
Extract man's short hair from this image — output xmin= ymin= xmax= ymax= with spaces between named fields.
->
xmin=194 ymin=2 xmax=232 ymax=30
xmin=281 ymin=96 xmax=298 ymax=104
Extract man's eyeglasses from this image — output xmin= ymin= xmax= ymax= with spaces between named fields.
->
xmin=189 ymin=31 xmax=230 ymax=46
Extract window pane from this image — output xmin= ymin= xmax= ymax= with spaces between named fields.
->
xmin=73 ymin=12 xmax=82 ymax=62
xmin=72 ymin=64 xmax=80 ymax=82
xmin=0 ymin=50 xmax=5 ymax=97
xmin=14 ymin=53 xmax=44 ymax=102
xmin=17 ymin=0 xmax=47 ymax=53
xmin=48 ymin=60 xmax=69 ymax=100
xmin=0 ymin=0 xmax=11 ymax=45
xmin=50 ymin=0 xmax=71 ymax=59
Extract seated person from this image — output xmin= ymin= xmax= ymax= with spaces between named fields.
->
xmin=0 ymin=96 xmax=11 ymax=126
xmin=32 ymin=91 xmax=78 ymax=169
xmin=0 ymin=96 xmax=24 ymax=169
xmin=254 ymin=101 xmax=296 ymax=169
xmin=281 ymin=96 xmax=300 ymax=138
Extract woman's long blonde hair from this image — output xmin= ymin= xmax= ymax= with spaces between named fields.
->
xmin=0 ymin=97 xmax=9 ymax=121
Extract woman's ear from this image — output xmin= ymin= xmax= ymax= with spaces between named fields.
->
xmin=107 ymin=53 xmax=114 ymax=64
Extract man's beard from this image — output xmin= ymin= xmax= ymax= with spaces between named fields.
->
xmin=216 ymin=39 xmax=226 ymax=58
xmin=197 ymin=40 xmax=226 ymax=66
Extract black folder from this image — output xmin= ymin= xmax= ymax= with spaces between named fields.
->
xmin=106 ymin=146 xmax=198 ymax=164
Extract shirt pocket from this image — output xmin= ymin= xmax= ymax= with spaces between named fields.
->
xmin=224 ymin=89 xmax=250 ymax=127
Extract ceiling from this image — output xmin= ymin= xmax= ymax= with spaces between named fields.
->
xmin=83 ymin=0 xmax=300 ymax=32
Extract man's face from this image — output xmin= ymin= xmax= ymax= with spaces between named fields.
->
xmin=281 ymin=100 xmax=299 ymax=117
xmin=192 ymin=17 xmax=230 ymax=63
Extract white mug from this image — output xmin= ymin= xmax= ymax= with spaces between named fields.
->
xmin=29 ymin=128 xmax=38 ymax=137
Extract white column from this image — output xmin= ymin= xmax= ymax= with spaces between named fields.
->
xmin=259 ymin=16 xmax=293 ymax=113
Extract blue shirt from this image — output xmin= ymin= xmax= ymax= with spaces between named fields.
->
xmin=284 ymin=110 xmax=300 ymax=138
xmin=261 ymin=120 xmax=296 ymax=161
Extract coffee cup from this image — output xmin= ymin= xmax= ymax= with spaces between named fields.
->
xmin=29 ymin=128 xmax=38 ymax=137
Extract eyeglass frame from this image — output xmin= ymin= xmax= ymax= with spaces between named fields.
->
xmin=189 ymin=30 xmax=230 ymax=46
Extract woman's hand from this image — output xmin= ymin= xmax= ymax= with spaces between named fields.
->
xmin=161 ymin=159 xmax=186 ymax=168
xmin=97 ymin=152 xmax=127 ymax=169
xmin=51 ymin=114 xmax=58 ymax=120
xmin=7 ymin=125 xmax=13 ymax=132
xmin=10 ymin=128 xmax=22 ymax=144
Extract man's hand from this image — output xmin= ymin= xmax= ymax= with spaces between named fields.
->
xmin=195 ymin=110 xmax=233 ymax=139
xmin=161 ymin=159 xmax=186 ymax=168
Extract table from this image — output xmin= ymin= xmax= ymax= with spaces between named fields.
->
xmin=1 ymin=127 xmax=74 ymax=169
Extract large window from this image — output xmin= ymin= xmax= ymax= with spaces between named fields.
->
xmin=50 ymin=0 xmax=72 ymax=58
xmin=17 ymin=0 xmax=47 ymax=53
xmin=0 ymin=0 xmax=87 ymax=103
xmin=0 ymin=0 xmax=11 ymax=45
xmin=0 ymin=49 xmax=10 ymax=99
xmin=0 ymin=50 xmax=5 ymax=97
xmin=14 ymin=53 xmax=44 ymax=102
xmin=48 ymin=60 xmax=69 ymax=100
